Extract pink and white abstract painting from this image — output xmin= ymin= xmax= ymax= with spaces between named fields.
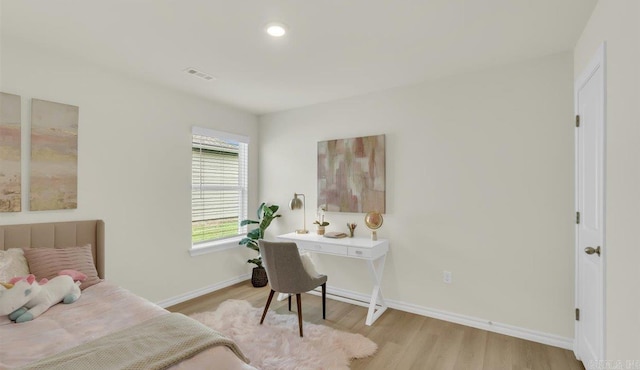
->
xmin=318 ymin=134 xmax=385 ymax=213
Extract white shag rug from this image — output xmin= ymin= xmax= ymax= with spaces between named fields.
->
xmin=190 ymin=299 xmax=377 ymax=370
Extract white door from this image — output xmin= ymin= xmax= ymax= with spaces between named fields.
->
xmin=575 ymin=43 xmax=605 ymax=366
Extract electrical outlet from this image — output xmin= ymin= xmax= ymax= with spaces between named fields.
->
xmin=443 ymin=271 xmax=452 ymax=284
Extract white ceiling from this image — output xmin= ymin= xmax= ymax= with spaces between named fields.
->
xmin=2 ymin=0 xmax=597 ymax=115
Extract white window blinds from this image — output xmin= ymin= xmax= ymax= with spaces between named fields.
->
xmin=191 ymin=127 xmax=248 ymax=245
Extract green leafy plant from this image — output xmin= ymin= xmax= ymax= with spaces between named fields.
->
xmin=313 ymin=220 xmax=329 ymax=227
xmin=239 ymin=203 xmax=281 ymax=268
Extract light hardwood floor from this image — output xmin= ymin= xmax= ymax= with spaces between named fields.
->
xmin=167 ymin=281 xmax=584 ymax=370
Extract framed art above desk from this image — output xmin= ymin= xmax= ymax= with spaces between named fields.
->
xmin=277 ymin=232 xmax=389 ymax=325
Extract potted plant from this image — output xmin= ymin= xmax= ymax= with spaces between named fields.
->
xmin=239 ymin=202 xmax=281 ymax=287
xmin=313 ymin=220 xmax=329 ymax=235
xmin=314 ymin=205 xmax=329 ymax=235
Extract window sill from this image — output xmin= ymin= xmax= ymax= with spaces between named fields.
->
xmin=189 ymin=236 xmax=244 ymax=257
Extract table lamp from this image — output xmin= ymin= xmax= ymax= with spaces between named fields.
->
xmin=289 ymin=193 xmax=309 ymax=234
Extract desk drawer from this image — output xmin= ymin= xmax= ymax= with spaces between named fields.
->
xmin=348 ymin=247 xmax=373 ymax=258
xmin=299 ymin=242 xmax=347 ymax=256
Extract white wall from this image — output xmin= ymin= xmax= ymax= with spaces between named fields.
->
xmin=0 ymin=36 xmax=259 ymax=302
xmin=260 ymin=52 xmax=575 ymax=338
xmin=574 ymin=0 xmax=640 ymax=361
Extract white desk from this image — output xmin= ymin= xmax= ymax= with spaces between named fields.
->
xmin=277 ymin=232 xmax=389 ymax=326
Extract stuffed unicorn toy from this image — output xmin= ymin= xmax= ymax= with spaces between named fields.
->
xmin=0 ymin=270 xmax=84 ymax=323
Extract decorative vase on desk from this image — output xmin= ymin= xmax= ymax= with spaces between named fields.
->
xmin=316 ymin=225 xmax=325 ymax=235
xmin=347 ymin=223 xmax=357 ymax=237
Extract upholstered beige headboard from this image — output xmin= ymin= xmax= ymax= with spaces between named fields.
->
xmin=0 ymin=220 xmax=105 ymax=279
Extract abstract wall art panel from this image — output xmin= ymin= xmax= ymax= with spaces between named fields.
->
xmin=30 ymin=99 xmax=78 ymax=211
xmin=318 ymin=134 xmax=385 ymax=213
xmin=0 ymin=92 xmax=22 ymax=212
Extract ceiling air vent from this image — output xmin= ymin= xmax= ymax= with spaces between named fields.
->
xmin=183 ymin=67 xmax=216 ymax=82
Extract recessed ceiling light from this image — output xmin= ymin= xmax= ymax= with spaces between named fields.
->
xmin=265 ymin=22 xmax=287 ymax=37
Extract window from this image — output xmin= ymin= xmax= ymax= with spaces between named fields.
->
xmin=191 ymin=127 xmax=248 ymax=248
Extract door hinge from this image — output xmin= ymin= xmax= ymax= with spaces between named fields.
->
xmin=575 ymin=308 xmax=580 ymax=321
xmin=576 ymin=115 xmax=580 ymax=127
xmin=576 ymin=212 xmax=580 ymax=224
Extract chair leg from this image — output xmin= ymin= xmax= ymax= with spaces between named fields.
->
xmin=322 ymin=283 xmax=326 ymax=320
xmin=296 ymin=293 xmax=303 ymax=337
xmin=260 ymin=289 xmax=275 ymax=325
xmin=288 ymin=294 xmax=291 ymax=311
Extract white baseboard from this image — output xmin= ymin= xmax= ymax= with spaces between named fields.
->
xmin=156 ymin=277 xmax=573 ymax=350
xmin=388 ymin=298 xmax=574 ymax=350
xmin=309 ymin=285 xmax=574 ymax=350
xmin=156 ymin=273 xmax=250 ymax=308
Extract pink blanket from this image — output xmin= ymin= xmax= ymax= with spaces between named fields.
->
xmin=0 ymin=282 xmax=255 ymax=370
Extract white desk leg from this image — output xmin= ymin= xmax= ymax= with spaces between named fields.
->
xmin=365 ymin=254 xmax=388 ymax=326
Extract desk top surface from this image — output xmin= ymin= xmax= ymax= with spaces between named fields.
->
xmin=277 ymin=232 xmax=389 ymax=249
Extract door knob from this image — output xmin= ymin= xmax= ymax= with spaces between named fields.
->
xmin=584 ymin=246 xmax=601 ymax=256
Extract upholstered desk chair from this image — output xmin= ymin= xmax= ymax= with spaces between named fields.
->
xmin=258 ymin=240 xmax=327 ymax=337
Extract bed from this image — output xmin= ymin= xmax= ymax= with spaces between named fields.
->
xmin=0 ymin=220 xmax=256 ymax=370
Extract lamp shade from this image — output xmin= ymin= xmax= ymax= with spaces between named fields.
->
xmin=289 ymin=195 xmax=303 ymax=210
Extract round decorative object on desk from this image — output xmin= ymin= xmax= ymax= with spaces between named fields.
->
xmin=364 ymin=211 xmax=383 ymax=241
xmin=251 ymin=267 xmax=268 ymax=287
xmin=316 ymin=225 xmax=326 ymax=235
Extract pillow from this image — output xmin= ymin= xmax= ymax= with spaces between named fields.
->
xmin=24 ymin=244 xmax=101 ymax=290
xmin=299 ymin=252 xmax=320 ymax=277
xmin=0 ymin=248 xmax=30 ymax=282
